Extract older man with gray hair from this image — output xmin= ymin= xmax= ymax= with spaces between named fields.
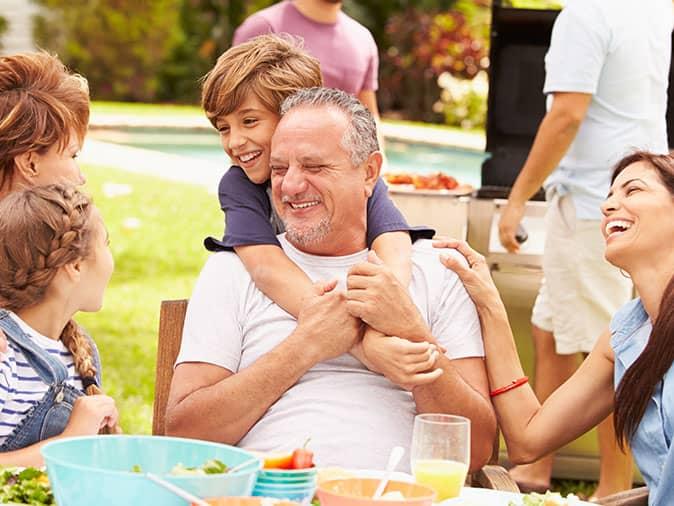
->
xmin=166 ymin=87 xmax=496 ymax=471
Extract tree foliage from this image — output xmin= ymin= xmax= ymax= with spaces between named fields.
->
xmin=0 ymin=16 xmax=7 ymax=50
xmin=376 ymin=0 xmax=490 ymax=123
xmin=156 ymin=0 xmax=275 ymax=103
xmin=33 ymin=0 xmax=182 ymax=102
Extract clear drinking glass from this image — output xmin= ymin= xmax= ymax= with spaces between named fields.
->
xmin=410 ymin=414 xmax=471 ymax=501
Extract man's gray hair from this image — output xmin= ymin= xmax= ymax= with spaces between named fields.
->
xmin=279 ymin=87 xmax=379 ymax=166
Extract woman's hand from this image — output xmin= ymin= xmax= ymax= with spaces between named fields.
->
xmin=433 ymin=239 xmax=504 ymax=313
xmin=62 ymin=395 xmax=119 ymax=437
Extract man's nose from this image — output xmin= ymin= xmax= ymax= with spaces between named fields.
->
xmin=281 ymin=164 xmax=308 ymax=195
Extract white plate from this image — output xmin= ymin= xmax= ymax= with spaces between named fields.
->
xmin=440 ymin=487 xmax=594 ymax=506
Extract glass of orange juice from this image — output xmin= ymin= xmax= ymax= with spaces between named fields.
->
xmin=410 ymin=414 xmax=470 ymax=501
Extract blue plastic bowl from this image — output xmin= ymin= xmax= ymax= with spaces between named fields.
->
xmin=41 ymin=435 xmax=262 ymax=506
xmin=253 ymin=482 xmax=316 ymax=502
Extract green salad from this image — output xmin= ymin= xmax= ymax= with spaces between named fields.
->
xmin=0 ymin=467 xmax=54 ymax=506
xmin=509 ymin=491 xmax=582 ymax=506
xmin=131 ymin=458 xmax=229 ymax=476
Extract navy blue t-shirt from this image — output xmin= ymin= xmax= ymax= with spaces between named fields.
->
xmin=204 ymin=166 xmax=434 ymax=252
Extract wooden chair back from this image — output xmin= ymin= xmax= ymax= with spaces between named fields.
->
xmin=152 ymin=299 xmax=188 ymax=436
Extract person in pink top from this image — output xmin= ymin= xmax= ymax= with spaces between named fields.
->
xmin=233 ymin=0 xmax=381 ymax=122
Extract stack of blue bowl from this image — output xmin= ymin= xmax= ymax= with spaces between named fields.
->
xmin=253 ymin=468 xmax=317 ymax=502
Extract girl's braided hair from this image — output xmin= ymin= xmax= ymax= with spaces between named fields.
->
xmin=0 ymin=184 xmax=119 ymax=432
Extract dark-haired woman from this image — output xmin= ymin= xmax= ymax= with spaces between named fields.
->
xmin=436 ymin=151 xmax=674 ymax=505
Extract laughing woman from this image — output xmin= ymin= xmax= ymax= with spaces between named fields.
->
xmin=437 ymin=151 xmax=674 ymax=505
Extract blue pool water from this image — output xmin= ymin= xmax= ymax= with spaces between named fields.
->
xmin=90 ymin=127 xmax=484 ymax=187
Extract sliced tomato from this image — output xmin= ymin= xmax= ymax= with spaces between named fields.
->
xmin=291 ymin=448 xmax=314 ymax=469
xmin=263 ymin=452 xmax=294 ymax=469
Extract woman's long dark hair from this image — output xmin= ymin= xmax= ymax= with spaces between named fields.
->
xmin=612 ymin=151 xmax=674 ymax=449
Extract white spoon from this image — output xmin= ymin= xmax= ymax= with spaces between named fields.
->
xmin=146 ymin=472 xmax=210 ymax=506
xmin=228 ymin=457 xmax=259 ymax=474
xmin=373 ymin=446 xmax=405 ymax=499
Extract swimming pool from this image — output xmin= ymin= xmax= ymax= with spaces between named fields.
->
xmin=89 ymin=127 xmax=485 ymax=187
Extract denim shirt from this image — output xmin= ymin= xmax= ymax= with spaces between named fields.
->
xmin=611 ymin=299 xmax=674 ymax=506
xmin=0 ymin=310 xmax=102 ymax=451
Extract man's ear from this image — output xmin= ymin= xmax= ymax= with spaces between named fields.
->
xmin=13 ymin=151 xmax=38 ymax=184
xmin=364 ymin=151 xmax=383 ymax=198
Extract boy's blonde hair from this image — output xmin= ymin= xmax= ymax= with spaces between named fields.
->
xmin=0 ymin=52 xmax=90 ymax=190
xmin=201 ymin=34 xmax=323 ymax=127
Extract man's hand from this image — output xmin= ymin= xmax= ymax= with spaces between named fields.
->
xmin=498 ymin=201 xmax=526 ymax=253
xmin=346 ymin=251 xmax=427 ymax=340
xmin=354 ymin=328 xmax=443 ymax=391
xmin=296 ymin=280 xmax=363 ymax=363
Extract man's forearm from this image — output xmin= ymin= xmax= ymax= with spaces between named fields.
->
xmin=167 ymin=331 xmax=319 ymax=444
xmin=509 ymin=103 xmax=584 ymax=205
xmin=412 ymin=356 xmax=497 ymax=472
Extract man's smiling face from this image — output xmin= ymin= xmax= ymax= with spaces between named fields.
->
xmin=270 ymin=105 xmax=374 ymax=256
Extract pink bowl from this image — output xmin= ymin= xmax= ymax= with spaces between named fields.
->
xmin=316 ymin=478 xmax=436 ymax=506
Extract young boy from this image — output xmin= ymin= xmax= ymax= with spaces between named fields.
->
xmin=201 ymin=34 xmax=436 ymax=368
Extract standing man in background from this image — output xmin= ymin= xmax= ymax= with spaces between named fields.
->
xmin=498 ymin=0 xmax=673 ymax=499
xmin=233 ymin=0 xmax=382 ymax=124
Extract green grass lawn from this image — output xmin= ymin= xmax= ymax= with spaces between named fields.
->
xmin=76 ymin=163 xmax=221 ymax=434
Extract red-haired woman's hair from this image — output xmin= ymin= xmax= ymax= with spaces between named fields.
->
xmin=0 ymin=184 xmax=119 ymax=433
xmin=0 ymin=52 xmax=89 ymax=191
xmin=611 ymin=151 xmax=674 ymax=448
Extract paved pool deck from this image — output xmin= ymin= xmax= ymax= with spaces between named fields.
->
xmin=81 ymin=110 xmax=486 ymax=190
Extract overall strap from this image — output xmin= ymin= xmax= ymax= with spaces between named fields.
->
xmin=0 ymin=310 xmax=68 ymax=384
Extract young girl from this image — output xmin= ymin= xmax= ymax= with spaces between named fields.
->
xmin=201 ymin=35 xmax=438 ymax=375
xmin=0 ymin=184 xmax=119 ymax=466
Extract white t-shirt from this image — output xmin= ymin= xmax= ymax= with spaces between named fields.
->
xmin=0 ymin=313 xmax=84 ymax=444
xmin=543 ymin=0 xmax=672 ymax=219
xmin=177 ymin=237 xmax=483 ymax=470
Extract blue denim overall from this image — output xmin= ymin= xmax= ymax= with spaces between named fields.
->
xmin=0 ymin=310 xmax=101 ymax=451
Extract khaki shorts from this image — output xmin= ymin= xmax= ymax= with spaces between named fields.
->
xmin=531 ymin=191 xmax=633 ymax=354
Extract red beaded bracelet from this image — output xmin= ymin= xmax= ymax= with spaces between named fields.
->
xmin=490 ymin=376 xmax=529 ymax=398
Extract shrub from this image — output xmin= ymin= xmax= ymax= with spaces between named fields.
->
xmin=378 ymin=0 xmax=490 ymax=125
xmin=156 ymin=0 xmax=275 ymax=103
xmin=0 ymin=16 xmax=7 ymax=50
xmin=33 ymin=0 xmax=182 ymax=102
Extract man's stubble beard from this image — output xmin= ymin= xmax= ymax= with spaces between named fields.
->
xmin=285 ymin=216 xmax=331 ymax=249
